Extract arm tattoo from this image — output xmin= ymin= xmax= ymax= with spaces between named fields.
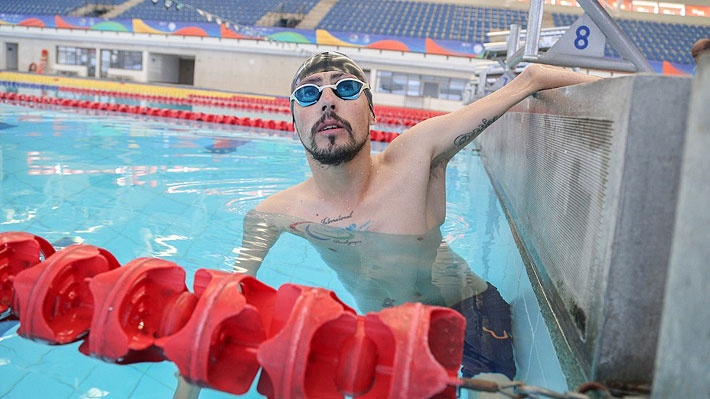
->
xmin=453 ymin=114 xmax=501 ymax=147
xmin=430 ymin=114 xmax=502 ymax=173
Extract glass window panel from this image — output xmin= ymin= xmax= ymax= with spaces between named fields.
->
xmin=448 ymin=78 xmax=466 ymax=100
xmin=67 ymin=48 xmax=76 ymax=65
xmin=128 ymin=52 xmax=143 ymax=70
xmin=375 ymin=71 xmax=466 ymax=100
xmin=422 ymin=81 xmax=439 ymax=98
xmin=406 ymin=75 xmax=421 ymax=96
xmin=57 ymin=46 xmax=67 ymax=64
xmin=377 ymin=71 xmax=393 ymax=93
xmin=391 ymin=73 xmax=407 ymax=95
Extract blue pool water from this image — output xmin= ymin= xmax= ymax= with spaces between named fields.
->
xmin=0 ymin=102 xmax=567 ymax=398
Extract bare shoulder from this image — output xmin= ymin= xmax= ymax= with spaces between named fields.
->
xmin=254 ymin=180 xmax=311 ymax=216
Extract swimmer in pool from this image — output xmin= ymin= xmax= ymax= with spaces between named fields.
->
xmin=175 ymin=52 xmax=600 ymax=398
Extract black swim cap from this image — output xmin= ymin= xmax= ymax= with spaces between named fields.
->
xmin=291 ymin=51 xmax=374 ymax=115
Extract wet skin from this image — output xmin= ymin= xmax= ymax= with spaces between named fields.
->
xmin=235 ymin=211 xmax=488 ymax=313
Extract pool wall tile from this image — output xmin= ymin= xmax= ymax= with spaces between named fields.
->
xmin=74 ymin=362 xmax=144 ymax=399
xmin=3 ymin=371 xmax=75 ymax=399
xmin=0 ymin=364 xmax=28 ymax=397
xmin=34 ymin=342 xmax=96 ymax=387
xmin=126 ymin=375 xmax=174 ymax=399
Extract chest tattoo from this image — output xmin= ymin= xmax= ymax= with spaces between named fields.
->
xmin=321 ymin=210 xmax=354 ymax=225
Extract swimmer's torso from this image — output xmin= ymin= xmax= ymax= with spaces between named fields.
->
xmin=241 ymin=151 xmax=486 ymax=312
xmin=254 ymin=150 xmax=447 ymax=236
xmin=238 ymin=212 xmax=488 ymax=314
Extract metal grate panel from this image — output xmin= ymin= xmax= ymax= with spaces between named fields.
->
xmin=477 ymin=75 xmax=691 ymax=385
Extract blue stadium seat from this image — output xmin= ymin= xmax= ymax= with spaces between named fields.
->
xmin=1 ymin=0 xmax=701 ymax=65
xmin=0 ymin=0 xmax=88 ymax=15
xmin=315 ymin=0 xmax=527 ymax=43
xmin=113 ymin=0 xmax=319 ymax=26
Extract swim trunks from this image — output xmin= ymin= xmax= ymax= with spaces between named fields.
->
xmin=451 ymin=283 xmax=516 ymax=380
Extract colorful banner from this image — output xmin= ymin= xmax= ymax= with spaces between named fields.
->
xmin=0 ymin=13 xmax=694 ymax=72
xmin=686 ymin=5 xmax=710 ymax=17
xmin=647 ymin=59 xmax=694 ymax=75
xmin=0 ymin=13 xmax=485 ymax=58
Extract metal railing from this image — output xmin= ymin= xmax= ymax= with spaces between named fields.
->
xmin=505 ymin=0 xmax=653 ymax=73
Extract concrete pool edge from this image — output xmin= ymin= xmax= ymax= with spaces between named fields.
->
xmin=475 ymin=74 xmax=692 ymax=391
xmin=479 ymin=153 xmax=588 ymax=390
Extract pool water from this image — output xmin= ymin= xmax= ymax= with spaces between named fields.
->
xmin=0 ymin=102 xmax=567 ymax=398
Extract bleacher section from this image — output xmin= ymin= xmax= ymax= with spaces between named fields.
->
xmin=553 ymin=13 xmax=710 ymax=64
xmin=116 ymin=0 xmax=318 ymax=26
xmin=0 ymin=0 xmax=94 ymax=16
xmin=0 ymin=0 xmax=707 ymax=66
xmin=316 ymin=0 xmax=527 ymax=43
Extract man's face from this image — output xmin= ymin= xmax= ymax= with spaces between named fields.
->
xmin=291 ymin=70 xmax=375 ymax=166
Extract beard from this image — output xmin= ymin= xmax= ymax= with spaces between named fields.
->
xmin=300 ymin=111 xmax=368 ymax=166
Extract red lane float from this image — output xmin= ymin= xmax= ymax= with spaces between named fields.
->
xmin=0 ymin=90 xmax=422 ymax=141
xmin=0 ymin=232 xmax=55 ymax=316
xmin=79 ymin=257 xmax=196 ymax=363
xmin=256 ymin=284 xmax=358 ymax=399
xmin=158 ymin=269 xmax=276 ymax=395
xmin=12 ymin=244 xmax=120 ymax=344
xmin=0 ymin=231 xmax=465 ymax=398
xmin=364 ymin=304 xmax=465 ymax=399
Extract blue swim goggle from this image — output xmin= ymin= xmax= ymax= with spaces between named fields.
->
xmin=290 ymin=78 xmax=370 ymax=107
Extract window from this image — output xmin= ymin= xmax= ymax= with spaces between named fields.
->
xmin=109 ymin=50 xmax=143 ymax=70
xmin=406 ymin=77 xmax=421 ymax=96
xmin=376 ymin=71 xmax=466 ymax=100
xmin=377 ymin=71 xmax=404 ymax=95
xmin=56 ymin=46 xmax=92 ymax=66
xmin=391 ymin=73 xmax=407 ymax=95
xmin=442 ymin=78 xmax=467 ymax=101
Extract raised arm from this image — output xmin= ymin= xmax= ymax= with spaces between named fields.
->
xmin=388 ymin=64 xmax=601 ymax=167
xmin=232 ymin=209 xmax=283 ymax=277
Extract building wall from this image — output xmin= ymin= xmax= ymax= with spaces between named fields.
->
xmin=192 ymin=50 xmax=305 ymax=96
xmin=147 ymin=53 xmax=180 ymax=84
xmin=0 ymin=25 xmax=481 ymax=111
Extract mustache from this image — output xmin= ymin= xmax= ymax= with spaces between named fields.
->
xmin=310 ymin=110 xmax=353 ymax=137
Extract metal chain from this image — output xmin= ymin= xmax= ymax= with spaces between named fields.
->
xmin=460 ymin=378 xmax=622 ymax=399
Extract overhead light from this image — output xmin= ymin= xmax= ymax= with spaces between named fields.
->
xmin=164 ymin=0 xmax=173 ymax=9
xmin=151 ymin=0 xmax=159 ymax=4
xmin=176 ymin=2 xmax=184 ymax=10
xmin=215 ymin=17 xmax=222 ymax=25
xmin=206 ymin=13 xmax=213 ymax=22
